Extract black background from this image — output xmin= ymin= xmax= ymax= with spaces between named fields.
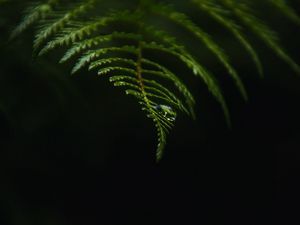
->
xmin=1 ymin=1 xmax=300 ymax=224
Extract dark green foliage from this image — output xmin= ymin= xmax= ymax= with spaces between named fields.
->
xmin=11 ymin=0 xmax=300 ymax=161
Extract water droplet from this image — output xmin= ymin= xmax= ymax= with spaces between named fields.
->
xmin=193 ymin=67 xmax=197 ymax=75
xmin=153 ymin=104 xmax=177 ymax=122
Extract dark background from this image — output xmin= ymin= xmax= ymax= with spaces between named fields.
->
xmin=1 ymin=1 xmax=300 ymax=225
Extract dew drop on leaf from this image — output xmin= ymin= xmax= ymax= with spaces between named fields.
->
xmin=154 ymin=104 xmax=177 ymax=122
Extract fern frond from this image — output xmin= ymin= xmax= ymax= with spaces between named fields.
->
xmin=72 ymin=45 xmax=138 ymax=74
xmin=222 ymin=0 xmax=300 ymax=74
xmin=60 ymin=32 xmax=141 ymax=63
xmin=11 ymin=0 xmax=60 ymax=39
xmin=33 ymin=0 xmax=96 ymax=50
xmin=96 ymin=66 xmax=137 ymax=76
xmin=89 ymin=57 xmax=137 ymax=68
xmin=143 ymin=41 xmax=231 ymax=125
xmin=111 ymin=42 xmax=180 ymax=161
xmin=109 ymin=75 xmax=139 ymax=83
xmin=151 ymin=4 xmax=248 ymax=101
xmin=192 ymin=0 xmax=263 ymax=77
xmin=141 ymin=59 xmax=196 ymax=117
xmin=268 ymin=0 xmax=300 ymax=25
xmin=11 ymin=0 xmax=300 ymax=161
xmin=38 ymin=11 xmax=139 ymax=56
xmin=142 ymin=78 xmax=188 ymax=113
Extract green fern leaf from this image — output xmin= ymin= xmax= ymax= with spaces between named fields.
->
xmin=33 ymin=0 xmax=96 ymax=50
xmin=38 ymin=11 xmax=139 ymax=56
xmin=151 ymin=3 xmax=248 ymax=100
xmin=268 ymin=0 xmax=300 ymax=25
xmin=143 ymin=41 xmax=231 ymax=126
xmin=192 ymin=0 xmax=263 ymax=77
xmin=11 ymin=0 xmax=60 ymax=39
xmin=11 ymin=0 xmax=300 ymax=161
xmin=60 ymin=32 xmax=141 ymax=63
xmin=141 ymin=60 xmax=196 ymax=118
xmin=222 ymin=0 xmax=300 ymax=74
xmin=72 ymin=45 xmax=138 ymax=74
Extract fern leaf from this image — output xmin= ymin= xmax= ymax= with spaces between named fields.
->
xmin=72 ymin=45 xmax=137 ymax=74
xmin=192 ymin=0 xmax=263 ymax=77
xmin=60 ymin=32 xmax=141 ymax=63
xmin=222 ymin=0 xmax=300 ymax=74
xmin=96 ymin=66 xmax=137 ymax=76
xmin=268 ymin=0 xmax=300 ymax=25
xmin=11 ymin=0 xmax=59 ymax=39
xmin=151 ymin=4 xmax=248 ymax=100
xmin=112 ymin=81 xmax=141 ymax=91
xmin=33 ymin=0 xmax=96 ymax=50
xmin=89 ymin=57 xmax=137 ymax=69
xmin=142 ymin=78 xmax=188 ymax=113
xmin=124 ymin=89 xmax=144 ymax=99
xmin=143 ymin=41 xmax=231 ymax=126
xmin=142 ymin=59 xmax=196 ymax=118
xmin=38 ymin=11 xmax=139 ymax=56
xmin=109 ymin=75 xmax=139 ymax=83
xmin=12 ymin=0 xmax=300 ymax=161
